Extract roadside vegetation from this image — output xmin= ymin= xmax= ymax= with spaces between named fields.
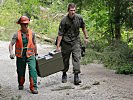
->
xmin=0 ymin=0 xmax=133 ymax=74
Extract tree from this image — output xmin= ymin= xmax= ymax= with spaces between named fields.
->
xmin=107 ymin=0 xmax=133 ymax=40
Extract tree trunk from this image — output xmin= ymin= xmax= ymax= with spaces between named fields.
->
xmin=114 ymin=0 xmax=121 ymax=40
xmin=108 ymin=1 xmax=114 ymax=41
xmin=79 ymin=0 xmax=82 ymax=14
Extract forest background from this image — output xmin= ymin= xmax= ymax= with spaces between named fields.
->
xmin=0 ymin=0 xmax=133 ymax=74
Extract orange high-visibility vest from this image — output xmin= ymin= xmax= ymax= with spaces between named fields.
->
xmin=15 ymin=29 xmax=35 ymax=58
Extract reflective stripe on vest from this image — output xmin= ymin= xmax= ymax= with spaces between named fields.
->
xmin=15 ymin=29 xmax=35 ymax=58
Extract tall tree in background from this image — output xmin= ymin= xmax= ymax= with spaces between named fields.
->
xmin=114 ymin=0 xmax=121 ymax=39
xmin=107 ymin=0 xmax=133 ymax=40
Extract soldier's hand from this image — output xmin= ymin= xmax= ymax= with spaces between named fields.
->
xmin=56 ymin=46 xmax=61 ymax=52
xmin=84 ymin=38 xmax=89 ymax=45
xmin=10 ymin=54 xmax=15 ymax=59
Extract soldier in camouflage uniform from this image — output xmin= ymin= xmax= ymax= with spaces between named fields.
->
xmin=56 ymin=3 xmax=88 ymax=85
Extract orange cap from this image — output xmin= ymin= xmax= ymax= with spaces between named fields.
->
xmin=17 ymin=16 xmax=30 ymax=24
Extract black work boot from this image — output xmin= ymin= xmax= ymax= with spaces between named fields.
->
xmin=74 ymin=74 xmax=81 ymax=85
xmin=18 ymin=85 xmax=24 ymax=90
xmin=62 ymin=72 xmax=67 ymax=83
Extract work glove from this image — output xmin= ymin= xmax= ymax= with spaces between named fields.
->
xmin=10 ymin=54 xmax=15 ymax=59
xmin=35 ymin=53 xmax=38 ymax=59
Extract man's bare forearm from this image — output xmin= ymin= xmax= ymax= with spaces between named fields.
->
xmin=9 ymin=42 xmax=14 ymax=55
xmin=82 ymin=27 xmax=88 ymax=39
xmin=57 ymin=35 xmax=62 ymax=47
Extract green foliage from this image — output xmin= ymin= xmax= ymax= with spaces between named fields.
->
xmin=82 ymin=40 xmax=133 ymax=74
xmin=49 ymin=0 xmax=66 ymax=13
xmin=106 ymin=0 xmax=133 ymax=40
xmin=0 ymin=0 xmax=66 ymax=41
xmin=102 ymin=41 xmax=131 ymax=68
xmin=0 ymin=0 xmax=20 ymax=27
xmin=81 ymin=49 xmax=102 ymax=65
xmin=32 ymin=0 xmax=67 ymax=39
xmin=0 ymin=0 xmax=20 ymax=40
xmin=116 ymin=64 xmax=133 ymax=75
xmin=17 ymin=0 xmax=40 ymax=18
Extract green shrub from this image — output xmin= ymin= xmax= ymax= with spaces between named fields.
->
xmin=81 ymin=40 xmax=133 ymax=74
xmin=116 ymin=64 xmax=133 ymax=75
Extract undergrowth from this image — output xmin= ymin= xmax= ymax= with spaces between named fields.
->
xmin=81 ymin=40 xmax=133 ymax=75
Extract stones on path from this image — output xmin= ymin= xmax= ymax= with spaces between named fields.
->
xmin=92 ymin=81 xmax=100 ymax=85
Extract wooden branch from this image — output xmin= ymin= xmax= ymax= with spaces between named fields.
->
xmin=36 ymin=34 xmax=54 ymax=43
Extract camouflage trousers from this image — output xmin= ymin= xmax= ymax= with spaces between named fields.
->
xmin=61 ymin=41 xmax=81 ymax=74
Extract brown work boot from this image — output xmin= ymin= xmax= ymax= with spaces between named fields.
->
xmin=62 ymin=72 xmax=67 ymax=83
xmin=74 ymin=74 xmax=81 ymax=85
xmin=31 ymin=89 xmax=38 ymax=94
xmin=29 ymin=77 xmax=38 ymax=94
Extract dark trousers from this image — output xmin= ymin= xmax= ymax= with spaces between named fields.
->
xmin=61 ymin=41 xmax=81 ymax=74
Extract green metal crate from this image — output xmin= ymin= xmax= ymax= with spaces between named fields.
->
xmin=36 ymin=51 xmax=64 ymax=77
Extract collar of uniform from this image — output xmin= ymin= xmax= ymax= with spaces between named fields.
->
xmin=67 ymin=14 xmax=76 ymax=21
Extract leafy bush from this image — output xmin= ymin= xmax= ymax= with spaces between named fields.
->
xmin=82 ymin=40 xmax=133 ymax=74
xmin=116 ymin=64 xmax=133 ymax=75
xmin=0 ymin=0 xmax=20 ymax=27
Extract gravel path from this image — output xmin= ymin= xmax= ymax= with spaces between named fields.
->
xmin=0 ymin=41 xmax=133 ymax=100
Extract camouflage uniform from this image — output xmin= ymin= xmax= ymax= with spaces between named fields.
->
xmin=58 ymin=14 xmax=85 ymax=74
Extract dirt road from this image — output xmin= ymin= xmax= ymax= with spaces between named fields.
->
xmin=0 ymin=41 xmax=133 ymax=100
